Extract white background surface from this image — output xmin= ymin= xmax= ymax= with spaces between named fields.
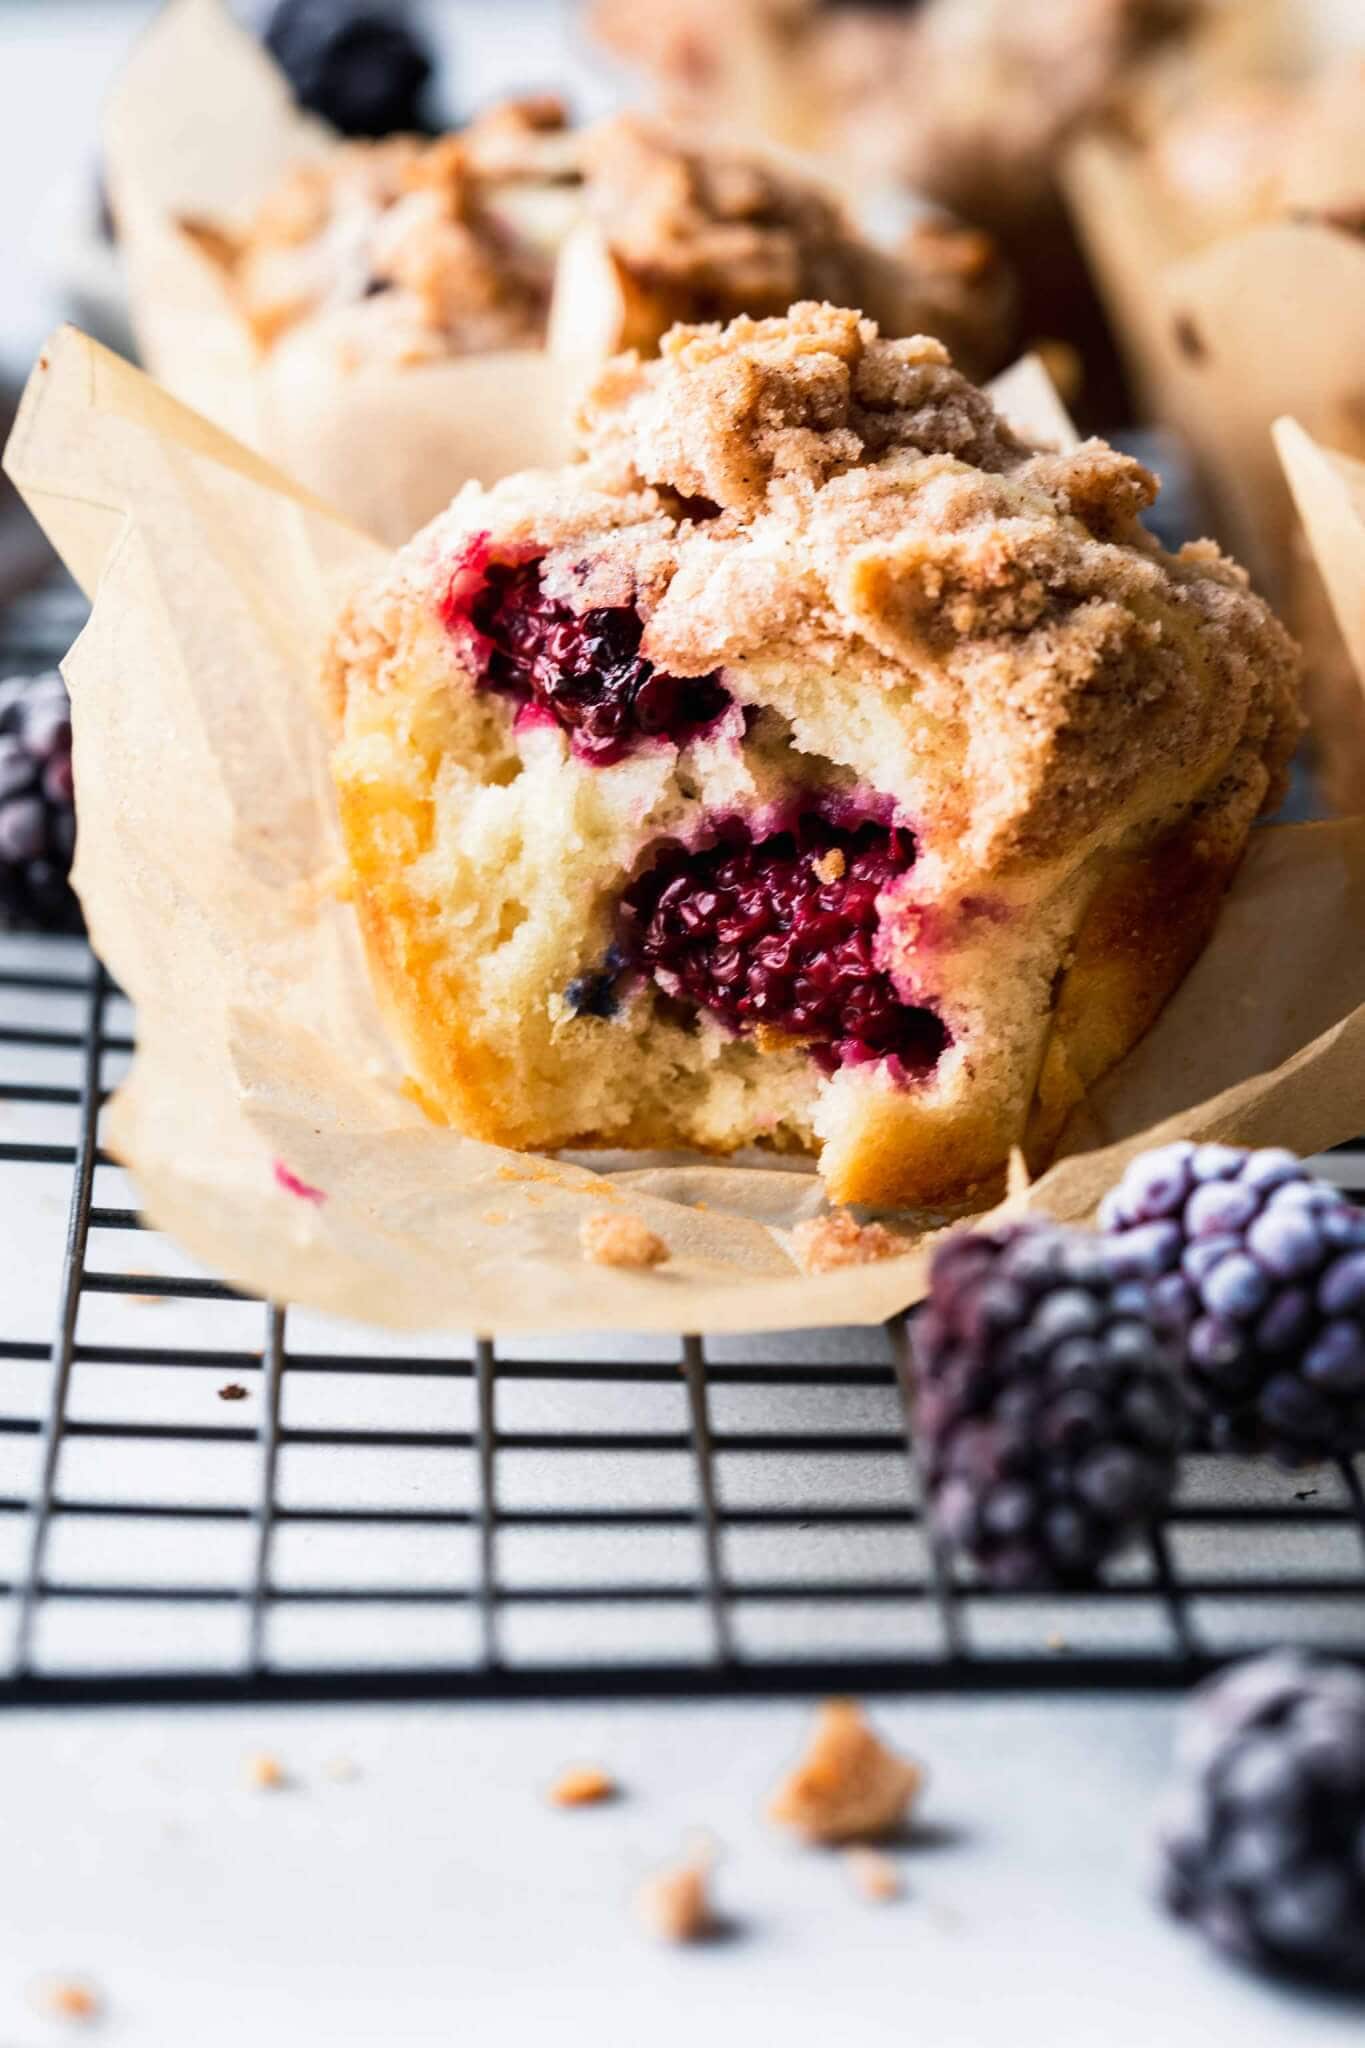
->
xmin=3 ymin=4 xmax=1365 ymax=2042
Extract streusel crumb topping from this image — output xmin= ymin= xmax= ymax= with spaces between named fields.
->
xmin=569 ymin=303 xmax=1299 ymax=877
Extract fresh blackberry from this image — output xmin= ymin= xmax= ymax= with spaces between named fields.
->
xmin=261 ymin=0 xmax=434 ymax=138
xmin=913 ymin=1221 xmax=1184 ymax=1588
xmin=1158 ymin=1651 xmax=1365 ymax=1985
xmin=0 ymin=671 xmax=80 ymax=934
xmin=1101 ymin=1143 xmax=1365 ymax=1466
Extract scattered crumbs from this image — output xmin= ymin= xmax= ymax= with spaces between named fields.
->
xmin=547 ymin=1764 xmax=617 ymax=1808
xmin=31 ymin=1978 xmax=101 ymax=2024
xmin=790 ymin=1211 xmax=905 ymax=1275
xmin=244 ymin=1751 xmax=288 ymax=1791
xmin=126 ymin=1271 xmax=166 ymax=1308
xmin=636 ymin=1844 xmax=715 ymax=1944
xmin=217 ymin=1383 xmax=249 ymax=1403
xmin=811 ymin=847 xmax=845 ymax=884
xmin=580 ymin=1212 xmax=669 ymax=1270
xmin=845 ymin=1846 xmax=903 ymax=1903
xmin=272 ymin=1159 xmax=326 ymax=1206
xmin=480 ymin=1209 xmax=511 ymax=1227
xmin=496 ymin=1159 xmax=594 ymax=1191
xmin=322 ymin=1756 xmax=361 ymax=1783
xmin=767 ymin=1699 xmax=923 ymax=1844
xmin=1044 ymin=1630 xmax=1070 ymax=1655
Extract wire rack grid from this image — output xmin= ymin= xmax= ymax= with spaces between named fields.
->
xmin=3 ymin=578 xmax=1365 ymax=1707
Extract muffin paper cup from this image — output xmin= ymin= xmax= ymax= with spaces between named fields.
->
xmin=1277 ymin=417 xmax=1365 ymax=804
xmin=6 ymin=326 xmax=1365 ymax=1334
xmin=1062 ymin=61 xmax=1365 ymax=799
xmin=104 ymin=0 xmax=581 ymax=545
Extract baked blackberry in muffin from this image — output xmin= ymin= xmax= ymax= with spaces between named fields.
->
xmin=325 ymin=304 xmax=1299 ymax=1207
xmin=210 ymin=102 xmax=1015 ymax=377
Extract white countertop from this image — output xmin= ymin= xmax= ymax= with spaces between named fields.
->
xmin=0 ymin=1691 xmax=1361 ymax=2047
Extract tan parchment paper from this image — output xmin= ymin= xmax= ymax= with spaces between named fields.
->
xmin=6 ymin=327 xmax=1365 ymax=1334
xmin=103 ymin=0 xmax=579 ymax=545
xmin=1063 ymin=53 xmax=1365 ymax=801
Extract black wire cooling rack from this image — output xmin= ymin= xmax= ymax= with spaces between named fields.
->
xmin=2 ymin=576 xmax=1365 ymax=1706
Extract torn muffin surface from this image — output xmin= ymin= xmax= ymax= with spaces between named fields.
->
xmin=326 ymin=303 xmax=1299 ymax=1208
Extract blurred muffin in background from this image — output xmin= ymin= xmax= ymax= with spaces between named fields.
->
xmin=590 ymin=0 xmax=1209 ymax=413
xmin=575 ymin=114 xmax=1016 ymax=374
xmin=1147 ymin=60 xmax=1365 ymax=245
xmin=202 ymin=99 xmax=1017 ymax=377
xmin=217 ymin=99 xmax=579 ymax=362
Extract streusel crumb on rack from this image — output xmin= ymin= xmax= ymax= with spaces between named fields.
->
xmin=579 ymin=1213 xmax=670 ymax=1269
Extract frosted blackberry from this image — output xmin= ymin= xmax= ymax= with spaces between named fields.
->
xmin=1159 ymin=1652 xmax=1365 ymax=1985
xmin=913 ymin=1222 xmax=1184 ymax=1588
xmin=0 ymin=671 xmax=80 ymax=934
xmin=1101 ymin=1142 xmax=1365 ymax=1466
xmin=262 ymin=0 xmax=434 ymax=138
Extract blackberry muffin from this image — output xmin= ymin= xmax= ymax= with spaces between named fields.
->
xmin=325 ymin=305 xmax=1299 ymax=1207
xmin=592 ymin=0 xmax=1204 ymax=407
xmin=1148 ymin=63 xmax=1365 ymax=246
xmin=207 ymin=102 xmax=1015 ymax=377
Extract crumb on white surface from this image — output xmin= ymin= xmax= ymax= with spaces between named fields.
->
xmin=244 ymin=1751 xmax=288 ymax=1791
xmin=547 ymin=1764 xmax=617 ymax=1807
xmin=323 ymin=1756 xmax=361 ymax=1782
xmin=31 ymin=1977 xmax=101 ymax=2024
xmin=636 ymin=1847 xmax=714 ymax=1943
xmin=790 ymin=1211 xmax=905 ymax=1275
xmin=767 ymin=1699 xmax=923 ymax=1844
xmin=845 ymin=1845 xmax=903 ymax=1902
xmin=579 ymin=1212 xmax=669 ymax=1269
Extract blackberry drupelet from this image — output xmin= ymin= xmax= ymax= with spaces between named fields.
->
xmin=0 ymin=670 xmax=80 ymax=934
xmin=469 ymin=560 xmax=730 ymax=766
xmin=1101 ymin=1142 xmax=1365 ymax=1466
xmin=619 ymin=813 xmax=949 ymax=1075
xmin=262 ymin=0 xmax=434 ymax=138
xmin=1159 ymin=1651 xmax=1365 ymax=1985
xmin=913 ymin=1221 xmax=1184 ymax=1588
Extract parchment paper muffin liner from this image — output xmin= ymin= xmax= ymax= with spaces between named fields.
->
xmin=104 ymin=0 xmax=583 ymax=546
xmin=1062 ymin=57 xmax=1365 ymax=795
xmin=6 ymin=327 xmax=1365 ymax=1335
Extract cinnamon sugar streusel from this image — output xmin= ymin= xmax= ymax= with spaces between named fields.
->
xmin=790 ymin=1211 xmax=905 ymax=1275
xmin=768 ymin=1699 xmax=923 ymax=1843
xmin=579 ymin=1213 xmax=669 ymax=1269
